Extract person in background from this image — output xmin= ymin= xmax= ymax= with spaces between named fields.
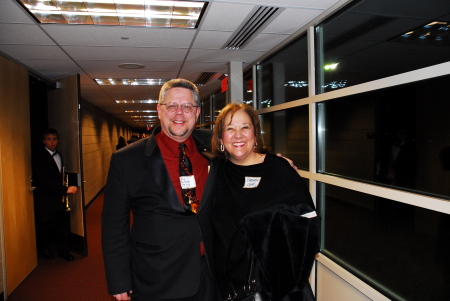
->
xmin=116 ymin=135 xmax=127 ymax=150
xmin=204 ymin=103 xmax=320 ymax=301
xmin=127 ymin=132 xmax=140 ymax=144
xmin=32 ymin=128 xmax=78 ymax=261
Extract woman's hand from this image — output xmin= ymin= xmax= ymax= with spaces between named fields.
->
xmin=277 ymin=153 xmax=298 ymax=171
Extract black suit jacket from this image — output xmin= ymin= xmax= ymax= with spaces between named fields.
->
xmin=101 ymin=127 xmax=219 ymax=299
xmin=32 ymin=146 xmax=67 ymax=213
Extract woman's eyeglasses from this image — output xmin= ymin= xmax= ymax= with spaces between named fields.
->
xmin=160 ymin=102 xmax=199 ymax=113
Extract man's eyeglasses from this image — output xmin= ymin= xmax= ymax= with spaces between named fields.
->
xmin=160 ymin=102 xmax=199 ymax=113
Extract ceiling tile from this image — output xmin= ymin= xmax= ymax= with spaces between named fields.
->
xmin=243 ymin=33 xmax=290 ymax=51
xmin=186 ymin=49 xmax=265 ymax=64
xmin=0 ymin=0 xmax=36 ymax=24
xmin=192 ymin=30 xmax=234 ymax=49
xmin=0 ymin=44 xmax=69 ymax=60
xmin=62 ymin=46 xmax=189 ymax=61
xmin=42 ymin=25 xmax=196 ymax=48
xmin=199 ymin=2 xmax=255 ymax=31
xmin=0 ymin=23 xmax=55 ymax=45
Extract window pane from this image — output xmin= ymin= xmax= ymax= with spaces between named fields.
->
xmin=259 ymin=105 xmax=309 ymax=170
xmin=319 ymin=182 xmax=450 ymax=300
xmin=256 ymin=34 xmax=308 ymax=108
xmin=317 ymin=74 xmax=450 ymax=199
xmin=243 ymin=70 xmax=253 ymax=106
xmin=260 ymin=113 xmax=273 ymax=151
xmin=212 ymin=91 xmax=226 ymax=120
xmin=316 ymin=0 xmax=450 ymax=93
xmin=201 ymin=98 xmax=211 ymax=127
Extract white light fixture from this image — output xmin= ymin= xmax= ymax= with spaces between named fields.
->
xmin=324 ymin=63 xmax=339 ymax=70
xmin=116 ymin=100 xmax=159 ymax=103
xmin=125 ymin=110 xmax=157 ymax=113
xmin=18 ymin=0 xmax=208 ymax=28
xmin=95 ymin=78 xmax=169 ymax=85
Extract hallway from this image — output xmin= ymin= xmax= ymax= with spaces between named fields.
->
xmin=7 ymin=192 xmax=114 ymax=301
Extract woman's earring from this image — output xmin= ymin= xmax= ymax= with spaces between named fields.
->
xmin=254 ymin=142 xmax=257 ymax=149
xmin=220 ymin=144 xmax=224 ymax=152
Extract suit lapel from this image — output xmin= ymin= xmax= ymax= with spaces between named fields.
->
xmin=144 ymin=132 xmax=185 ymax=213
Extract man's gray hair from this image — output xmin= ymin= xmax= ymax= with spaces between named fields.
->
xmin=159 ymin=78 xmax=200 ymax=105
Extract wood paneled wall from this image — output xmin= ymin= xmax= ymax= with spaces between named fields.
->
xmin=80 ymin=99 xmax=131 ymax=205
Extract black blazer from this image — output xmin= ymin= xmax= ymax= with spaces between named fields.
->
xmin=32 ymin=146 xmax=67 ymax=213
xmin=101 ymin=127 xmax=220 ymax=299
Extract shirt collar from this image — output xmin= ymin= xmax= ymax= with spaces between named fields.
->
xmin=156 ymin=131 xmax=196 ymax=157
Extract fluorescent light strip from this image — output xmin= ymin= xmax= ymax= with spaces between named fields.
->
xmin=125 ymin=110 xmax=157 ymax=113
xmin=96 ymin=78 xmax=169 ymax=85
xmin=116 ymin=100 xmax=159 ymax=104
xmin=20 ymin=0 xmax=206 ymax=27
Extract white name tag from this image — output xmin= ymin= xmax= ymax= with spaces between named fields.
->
xmin=243 ymin=177 xmax=261 ymax=188
xmin=180 ymin=175 xmax=196 ymax=189
xmin=301 ymin=211 xmax=317 ymax=218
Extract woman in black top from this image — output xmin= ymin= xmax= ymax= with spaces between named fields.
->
xmin=206 ymin=103 xmax=319 ymax=301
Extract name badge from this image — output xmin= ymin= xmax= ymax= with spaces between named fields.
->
xmin=180 ymin=175 xmax=196 ymax=189
xmin=243 ymin=177 xmax=261 ymax=188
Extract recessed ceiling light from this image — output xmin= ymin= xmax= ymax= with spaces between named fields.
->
xmin=116 ymin=100 xmax=159 ymax=103
xmin=18 ymin=0 xmax=208 ymax=28
xmin=131 ymin=116 xmax=159 ymax=118
xmin=125 ymin=110 xmax=157 ymax=113
xmin=118 ymin=63 xmax=145 ymax=69
xmin=95 ymin=78 xmax=169 ymax=85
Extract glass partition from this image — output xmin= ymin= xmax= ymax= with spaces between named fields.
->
xmin=256 ymin=34 xmax=308 ymax=109
xmin=317 ymin=74 xmax=450 ymax=199
xmin=316 ymin=0 xmax=450 ymax=93
xmin=259 ymin=105 xmax=309 ymax=171
xmin=243 ymin=69 xmax=253 ymax=107
xmin=319 ymin=182 xmax=450 ymax=300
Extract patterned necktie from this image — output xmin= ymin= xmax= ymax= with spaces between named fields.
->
xmin=178 ymin=143 xmax=199 ymax=213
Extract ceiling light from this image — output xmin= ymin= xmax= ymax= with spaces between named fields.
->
xmin=18 ymin=0 xmax=208 ymax=28
xmin=116 ymin=100 xmax=158 ymax=103
xmin=324 ymin=63 xmax=339 ymax=70
xmin=95 ymin=78 xmax=169 ymax=85
xmin=131 ymin=116 xmax=158 ymax=118
xmin=125 ymin=110 xmax=157 ymax=112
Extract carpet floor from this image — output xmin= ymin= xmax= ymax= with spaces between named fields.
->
xmin=7 ymin=192 xmax=115 ymax=301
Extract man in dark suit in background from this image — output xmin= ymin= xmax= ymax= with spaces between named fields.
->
xmin=102 ymin=79 xmax=220 ymax=301
xmin=32 ymin=128 xmax=78 ymax=261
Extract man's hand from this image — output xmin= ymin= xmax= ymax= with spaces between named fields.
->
xmin=67 ymin=186 xmax=78 ymax=194
xmin=113 ymin=291 xmax=132 ymax=301
xmin=277 ymin=153 xmax=298 ymax=172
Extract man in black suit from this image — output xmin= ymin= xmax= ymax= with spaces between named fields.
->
xmin=102 ymin=79 xmax=220 ymax=301
xmin=32 ymin=128 xmax=78 ymax=261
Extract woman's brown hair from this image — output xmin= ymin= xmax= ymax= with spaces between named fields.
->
xmin=212 ymin=103 xmax=268 ymax=159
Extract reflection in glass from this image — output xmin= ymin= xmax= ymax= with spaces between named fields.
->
xmin=212 ymin=91 xmax=226 ymax=120
xmin=319 ymin=182 xmax=450 ymax=300
xmin=201 ymin=98 xmax=211 ymax=126
xmin=315 ymin=0 xmax=450 ymax=93
xmin=317 ymin=74 xmax=450 ymax=199
xmin=243 ymin=70 xmax=253 ymax=107
xmin=260 ymin=113 xmax=273 ymax=152
xmin=258 ymin=106 xmax=309 ymax=170
xmin=256 ymin=34 xmax=308 ymax=109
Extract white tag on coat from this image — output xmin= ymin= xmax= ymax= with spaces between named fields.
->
xmin=301 ymin=211 xmax=317 ymax=218
xmin=180 ymin=175 xmax=196 ymax=189
xmin=243 ymin=177 xmax=261 ymax=188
